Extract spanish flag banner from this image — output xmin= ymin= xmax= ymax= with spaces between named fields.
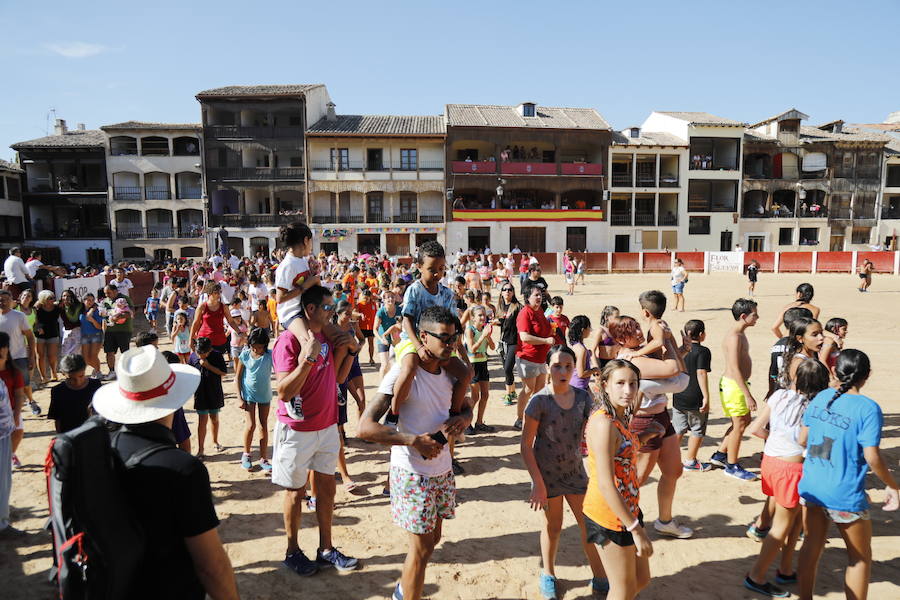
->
xmin=452 ymin=209 xmax=604 ymax=222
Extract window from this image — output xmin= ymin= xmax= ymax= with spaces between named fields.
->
xmin=330 ymin=148 xmax=349 ymax=170
xmin=778 ymin=227 xmax=793 ymax=245
xmin=0 ymin=176 xmax=5 ymax=199
xmin=522 ymin=103 xmax=536 ymax=117
xmin=86 ymin=248 xmax=105 ymax=264
xmin=799 ymin=227 xmax=819 ymax=246
xmin=688 ymin=180 xmax=737 ymax=212
xmin=122 ymin=247 xmax=146 ymax=259
xmin=854 ymin=193 xmax=876 ymax=219
xmin=566 ymin=227 xmax=587 ymax=252
xmin=110 ymin=136 xmax=138 ymax=156
xmin=180 ymin=246 xmax=203 ymax=257
xmin=468 ymin=227 xmax=491 ymax=252
xmin=399 ymin=192 xmax=417 ymax=220
xmin=6 ymin=177 xmax=20 ymax=200
xmin=367 ymin=192 xmax=384 ymax=222
xmin=173 ymin=137 xmax=199 ymax=156
xmin=688 ymin=216 xmax=710 ymax=235
xmin=689 ymin=137 xmax=739 ymax=170
xmin=456 ymin=149 xmax=478 ymax=161
xmin=141 ymin=136 xmax=170 ymax=156
xmin=400 ymin=149 xmax=418 ymax=171
xmin=290 ymin=155 xmax=303 ymax=167
xmin=0 ymin=216 xmax=23 ymax=240
xmin=851 ymin=226 xmax=871 ymax=245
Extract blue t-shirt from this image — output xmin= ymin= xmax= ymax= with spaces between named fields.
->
xmin=799 ymin=390 xmax=883 ymax=512
xmin=238 ymin=348 xmax=273 ymax=404
xmin=376 ymin=306 xmax=399 ymax=336
xmin=400 ymin=281 xmax=458 ymax=339
xmin=79 ymin=307 xmax=102 ymax=336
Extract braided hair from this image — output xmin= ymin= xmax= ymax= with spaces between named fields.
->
xmin=779 ymin=317 xmax=819 ymax=388
xmin=827 ymin=349 xmax=871 ymax=409
xmin=568 ymin=315 xmax=592 ymax=346
xmin=596 ymin=359 xmax=641 ymax=425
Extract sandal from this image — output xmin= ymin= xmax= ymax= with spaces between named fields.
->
xmin=214 ymin=443 xmax=224 ymax=452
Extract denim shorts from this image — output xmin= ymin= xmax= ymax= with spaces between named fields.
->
xmin=672 ymin=282 xmax=685 ymax=294
xmin=81 ymin=332 xmax=103 ymax=345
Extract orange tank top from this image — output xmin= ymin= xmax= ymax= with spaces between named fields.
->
xmin=583 ymin=410 xmax=641 ymax=531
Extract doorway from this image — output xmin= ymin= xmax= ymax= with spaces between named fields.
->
xmin=415 ymin=233 xmax=437 ymax=249
xmin=509 ymin=227 xmax=546 ymax=253
xmin=720 ymin=230 xmax=733 ymax=252
xmin=386 ymin=233 xmax=410 ymax=256
xmin=367 ymin=148 xmax=383 ymax=171
xmin=830 ymin=234 xmax=845 ymax=251
xmin=467 ymin=227 xmax=490 ymax=252
xmin=615 ymin=235 xmax=630 ymax=252
xmin=566 ymin=227 xmax=587 ymax=252
xmin=320 ymin=242 xmax=338 ymax=255
xmin=357 ymin=234 xmax=381 ymax=254
xmin=747 ymin=236 xmax=765 ymax=252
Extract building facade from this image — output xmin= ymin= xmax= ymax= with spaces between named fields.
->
xmin=444 ymin=102 xmax=611 ymax=253
xmin=11 ymin=120 xmax=112 ymax=264
xmin=0 ymin=159 xmax=24 ymax=253
xmin=197 ymin=84 xmax=331 ymax=257
xmin=101 ymin=121 xmax=204 ymax=262
xmin=852 ymin=113 xmax=900 ymax=250
xmin=306 ymin=106 xmax=446 ymax=256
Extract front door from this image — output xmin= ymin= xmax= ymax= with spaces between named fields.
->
xmin=720 ymin=230 xmax=733 ymax=252
xmin=615 ymin=234 xmax=630 ymax=252
xmin=830 ymin=234 xmax=845 ymax=251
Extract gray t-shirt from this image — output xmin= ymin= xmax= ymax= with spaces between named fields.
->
xmin=524 ymin=386 xmax=593 ymax=497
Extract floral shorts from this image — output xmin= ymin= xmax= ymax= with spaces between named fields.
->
xmin=390 ymin=465 xmax=456 ymax=534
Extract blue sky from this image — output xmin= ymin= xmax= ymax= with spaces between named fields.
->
xmin=2 ymin=0 xmax=898 ymax=161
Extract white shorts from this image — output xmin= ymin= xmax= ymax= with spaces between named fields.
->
xmin=271 ymin=422 xmax=340 ymax=489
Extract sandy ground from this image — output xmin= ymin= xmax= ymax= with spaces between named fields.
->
xmin=2 ymin=272 xmax=899 ymax=600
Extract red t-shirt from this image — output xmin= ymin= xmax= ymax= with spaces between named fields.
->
xmin=272 ymin=330 xmax=338 ymax=432
xmin=519 ymin=257 xmax=530 ymax=274
xmin=0 ymin=368 xmax=24 ymax=407
xmin=549 ymin=314 xmax=570 ymax=346
xmin=516 ymin=305 xmax=552 ymax=363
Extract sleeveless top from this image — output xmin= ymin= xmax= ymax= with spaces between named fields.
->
xmin=570 ymin=342 xmax=593 ymax=390
xmin=467 ymin=324 xmax=490 ymax=363
xmin=597 ymin=328 xmax=616 ymax=368
xmin=197 ymin=302 xmax=227 ymax=346
xmin=583 ymin=410 xmax=641 ymax=531
xmin=174 ymin=330 xmax=191 ymax=354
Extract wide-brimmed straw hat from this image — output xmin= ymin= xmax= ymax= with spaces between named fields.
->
xmin=93 ymin=346 xmax=200 ymax=424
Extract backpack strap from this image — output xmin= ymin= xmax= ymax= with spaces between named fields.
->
xmin=111 ymin=428 xmax=174 ymax=469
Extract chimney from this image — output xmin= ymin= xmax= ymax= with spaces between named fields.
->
xmin=54 ymin=119 xmax=68 ymax=135
xmin=326 ymin=102 xmax=337 ymax=122
xmin=77 ymin=123 xmax=85 ymax=131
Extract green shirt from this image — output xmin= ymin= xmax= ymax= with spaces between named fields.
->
xmin=101 ymin=294 xmax=133 ymax=333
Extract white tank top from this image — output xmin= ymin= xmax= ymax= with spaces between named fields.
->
xmin=764 ymin=388 xmax=807 ymax=458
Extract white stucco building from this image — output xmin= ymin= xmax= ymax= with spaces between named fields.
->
xmin=0 ymin=159 xmax=24 ymax=253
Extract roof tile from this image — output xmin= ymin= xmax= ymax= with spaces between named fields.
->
xmin=101 ymin=121 xmax=200 ymax=131
xmin=307 ymin=115 xmax=445 ymax=136
xmin=656 ymin=111 xmax=746 ymax=127
xmin=196 ymin=84 xmax=324 ymax=98
xmin=11 ymin=130 xmax=105 ymax=149
xmin=447 ymin=104 xmax=610 ymax=130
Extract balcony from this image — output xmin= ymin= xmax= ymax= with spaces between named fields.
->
xmin=114 ymin=186 xmax=143 ymax=201
xmin=560 ymin=163 xmax=602 ymax=176
xmin=611 ymin=173 xmax=632 ymax=187
xmin=208 ymin=213 xmax=301 ymax=227
xmin=419 ymin=214 xmax=444 ymax=223
xmin=145 ymin=186 xmax=171 ymax=200
xmin=205 ymin=125 xmax=303 ymax=139
xmin=500 ymin=162 xmax=556 ymax=175
xmin=610 ymin=213 xmax=632 ymax=226
xmin=116 ymin=227 xmax=204 ymax=240
xmin=634 ymin=212 xmax=654 ymax=226
xmin=658 ymin=213 xmax=678 ymax=226
xmin=366 ymin=213 xmax=392 ymax=224
xmin=208 ymin=167 xmax=305 ymax=181
xmin=451 ymin=160 xmax=496 ymax=174
xmin=393 ymin=214 xmax=417 ymax=223
xmin=31 ymin=226 xmax=111 ymax=239
xmin=177 ymin=187 xmax=202 ymax=200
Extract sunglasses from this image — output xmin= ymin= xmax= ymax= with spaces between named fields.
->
xmin=501 ymin=288 xmax=513 ymax=292
xmin=317 ymin=303 xmax=336 ymax=312
xmin=422 ymin=330 xmax=460 ymax=345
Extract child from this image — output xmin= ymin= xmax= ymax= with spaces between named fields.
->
xmin=673 ymin=319 xmax=712 ymax=472
xmin=818 ymin=317 xmax=847 ymax=369
xmin=744 ymin=359 xmax=830 ymax=598
xmin=584 ymin=360 xmax=666 ymax=600
xmin=576 ymin=257 xmax=586 ymax=286
xmin=228 ymin=308 xmax=249 ymax=363
xmin=144 ymin=287 xmax=161 ymax=333
xmin=747 ymin=259 xmax=760 ymax=298
xmin=355 ymin=288 xmax=377 ymax=365
xmin=464 ymin=306 xmax=495 ymax=435
xmin=267 ymin=288 xmax=280 ymax=338
xmin=391 ymin=241 xmax=471 ymax=437
xmin=709 ymin=299 xmax=759 ymax=481
xmin=595 ymin=305 xmax=619 ymax=369
xmin=796 ymin=350 xmax=899 ymax=600
xmin=568 ymin=316 xmax=598 ymax=394
xmin=521 ymin=345 xmax=607 ymax=599
xmin=546 ymin=296 xmax=570 ymax=346
xmin=174 ymin=294 xmax=194 ymax=326
xmin=373 ymin=291 xmax=400 ymax=377
xmin=619 ymin=291 xmax=666 ymax=361
xmin=48 ymin=354 xmax=101 ymax=434
xmin=235 ymin=327 xmax=273 ymax=471
xmin=190 ymin=337 xmax=227 ymax=458
xmin=171 ymin=312 xmax=192 ymax=364
xmin=109 ymin=297 xmax=132 ymax=326
xmin=274 ymin=222 xmax=320 ymax=346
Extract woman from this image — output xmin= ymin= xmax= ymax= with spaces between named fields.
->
xmin=59 ymin=289 xmax=83 ymax=359
xmin=771 ymin=283 xmax=820 ymax=338
xmin=584 ymin=360 xmax=665 ymax=600
xmin=13 ymin=290 xmax=41 ymax=414
xmin=563 ymin=251 xmax=576 ymax=296
xmin=608 ymin=316 xmax=694 ymax=540
xmin=857 ymin=258 xmax=873 ymax=292
xmin=189 ymin=281 xmax=243 ymax=356
xmin=33 ymin=290 xmax=61 ymax=383
xmin=514 ymin=286 xmax=554 ymax=430
xmin=796 ymin=350 xmax=900 ymax=600
xmin=79 ymin=293 xmax=104 ymax=378
xmin=497 ymin=283 xmax=522 ymax=407
xmin=670 ymin=258 xmax=687 ymax=312
xmin=373 ymin=291 xmax=400 ymax=377
xmin=521 ymin=345 xmax=608 ymax=599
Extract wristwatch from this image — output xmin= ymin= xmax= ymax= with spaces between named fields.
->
xmin=304 ymin=355 xmax=317 ymax=365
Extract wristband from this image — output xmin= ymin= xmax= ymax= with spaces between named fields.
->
xmin=304 ymin=356 xmax=317 ymax=364
xmin=626 ymin=518 xmax=640 ymax=532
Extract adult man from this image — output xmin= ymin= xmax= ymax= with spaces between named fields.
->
xmin=100 ymin=283 xmax=133 ymax=379
xmin=227 ymin=250 xmax=241 ymax=271
xmin=92 ymin=346 xmax=239 ymax=599
xmin=209 ymin=252 xmax=225 ymax=269
xmin=112 ymin=267 xmax=134 ymax=298
xmin=272 ymin=285 xmax=359 ymax=576
xmin=3 ymin=248 xmax=32 ymax=295
xmin=0 ymin=289 xmax=38 ymax=451
xmin=358 ymin=306 xmax=471 ymax=600
xmin=520 ymin=263 xmax=548 ymax=298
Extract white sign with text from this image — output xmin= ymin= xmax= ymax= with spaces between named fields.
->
xmin=54 ymin=276 xmax=107 ymax=300
xmin=708 ymin=252 xmax=743 ymax=273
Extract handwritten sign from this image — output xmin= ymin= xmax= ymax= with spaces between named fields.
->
xmin=54 ymin=275 xmax=106 ymax=299
xmin=708 ymin=252 xmax=743 ymax=273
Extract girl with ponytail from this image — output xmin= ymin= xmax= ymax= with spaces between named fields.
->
xmin=796 ymin=349 xmax=900 ymax=600
xmin=777 ymin=317 xmax=824 ymax=390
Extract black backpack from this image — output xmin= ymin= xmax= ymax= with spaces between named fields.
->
xmin=45 ymin=416 xmax=169 ymax=599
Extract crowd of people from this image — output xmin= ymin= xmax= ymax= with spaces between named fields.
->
xmin=0 ymin=231 xmax=897 ymax=600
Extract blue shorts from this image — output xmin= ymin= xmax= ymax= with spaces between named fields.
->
xmin=672 ymin=282 xmax=685 ymax=294
xmin=81 ymin=332 xmax=103 ymax=345
xmin=377 ymin=342 xmax=391 ymax=353
xmin=196 ymin=408 xmax=221 ymax=415
xmin=145 ymin=311 xmax=158 ymax=321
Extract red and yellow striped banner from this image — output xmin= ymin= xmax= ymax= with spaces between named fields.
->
xmin=453 ymin=209 xmax=604 ymax=221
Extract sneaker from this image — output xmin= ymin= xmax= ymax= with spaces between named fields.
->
xmin=746 ymin=523 xmax=769 ymax=542
xmin=316 ymin=547 xmax=359 ymax=572
xmin=653 ymin=518 xmax=693 ymax=539
xmin=29 ymin=401 xmax=41 ymax=416
xmin=283 ymin=550 xmax=319 ymax=577
xmin=475 ymin=422 xmax=496 ymax=433
xmin=682 ymin=459 xmax=712 ymax=472
xmin=241 ymin=453 xmax=253 ymax=470
xmin=774 ymin=571 xmax=797 ymax=585
xmin=513 ymin=418 xmax=523 ymax=430
xmin=503 ymin=393 xmax=516 ymax=406
xmin=464 ymin=425 xmax=477 ymax=436
xmin=724 ymin=464 xmax=758 ymax=481
xmin=306 ymin=496 xmax=317 ymax=511
xmin=392 ymin=583 xmax=404 ymax=600
xmin=590 ymin=576 xmax=610 ymax=596
xmin=539 ymin=572 xmax=558 ymax=599
xmin=259 ymin=458 xmax=273 ymax=472
xmin=452 ymin=459 xmax=465 ymax=475
xmin=743 ymin=576 xmax=789 ymax=597
xmin=11 ymin=454 xmax=21 ymax=469
xmin=105 ymin=372 xmax=117 ymax=381
xmin=709 ymin=451 xmax=728 ymax=468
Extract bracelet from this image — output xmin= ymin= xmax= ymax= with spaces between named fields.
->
xmin=626 ymin=518 xmax=640 ymax=532
xmin=348 ymin=349 xmax=359 ymax=356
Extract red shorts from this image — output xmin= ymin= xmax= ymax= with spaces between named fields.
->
xmin=761 ymin=454 xmax=802 ymax=508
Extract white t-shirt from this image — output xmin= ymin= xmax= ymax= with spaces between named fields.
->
xmin=0 ymin=309 xmax=30 ymax=360
xmin=112 ymin=278 xmax=134 ymax=297
xmin=219 ymin=281 xmax=235 ymax=304
xmin=529 ymin=256 xmax=539 ymax=266
xmin=274 ymin=252 xmax=311 ymax=323
xmin=25 ymin=259 xmax=44 ymax=278
xmin=3 ymin=255 xmax=29 ymax=284
xmin=228 ymin=255 xmax=241 ymax=270
xmin=764 ymin=389 xmax=805 ymax=458
xmin=210 ymin=255 xmax=224 ymax=268
xmin=249 ymin=283 xmax=268 ymax=311
xmin=671 ymin=266 xmax=687 ymax=285
xmin=380 ymin=364 xmax=453 ymax=477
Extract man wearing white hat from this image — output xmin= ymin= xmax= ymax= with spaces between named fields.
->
xmin=92 ymin=346 xmax=240 ymax=600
